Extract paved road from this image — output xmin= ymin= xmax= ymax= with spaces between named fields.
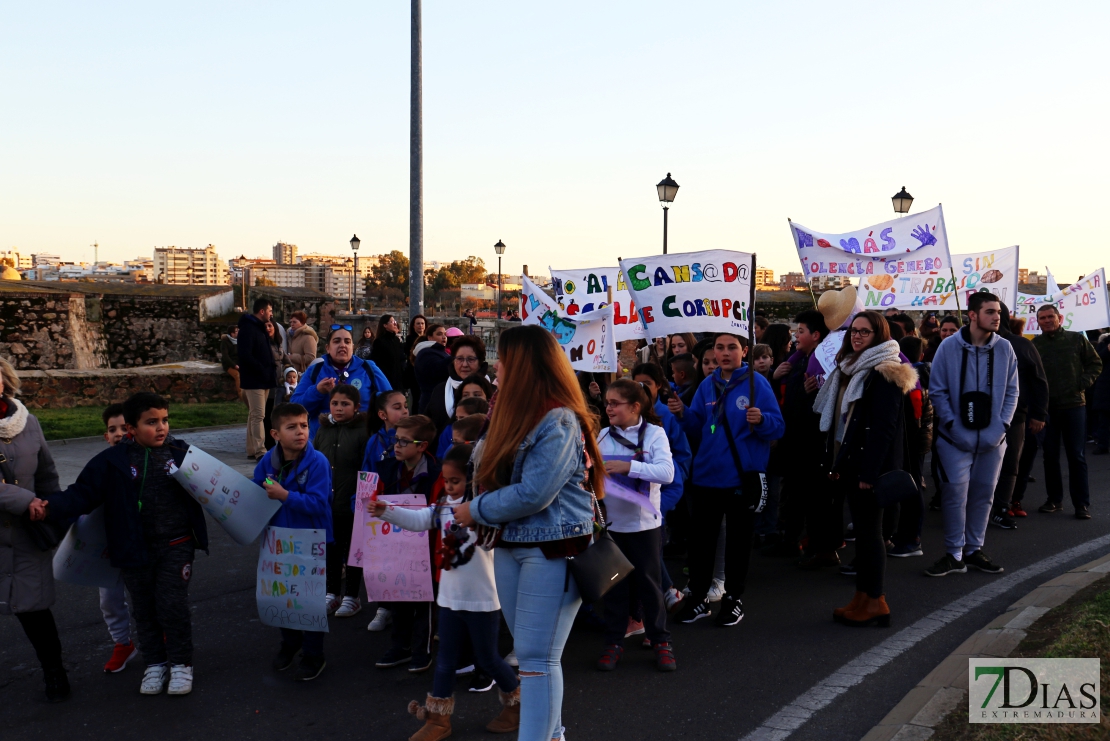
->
xmin=2 ymin=425 xmax=1108 ymax=741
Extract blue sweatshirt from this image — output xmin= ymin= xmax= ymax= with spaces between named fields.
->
xmin=361 ymin=427 xmax=397 ymax=474
xmin=929 ymin=327 xmax=1019 ymax=453
xmin=252 ymin=442 xmax=334 ymax=542
xmin=654 ymin=399 xmax=691 ymax=513
xmin=290 ymin=355 xmax=393 ymax=438
xmin=680 ymin=364 xmax=785 ymax=488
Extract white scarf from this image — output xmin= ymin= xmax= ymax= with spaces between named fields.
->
xmin=0 ymin=398 xmax=30 ymax=440
xmin=444 ymin=377 xmax=463 ymax=419
xmin=813 ymin=340 xmax=902 ymax=434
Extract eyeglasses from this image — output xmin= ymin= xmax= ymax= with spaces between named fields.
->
xmin=454 ymin=355 xmax=479 ymax=364
xmin=849 ymin=328 xmax=873 ymax=338
xmin=330 ymin=324 xmax=353 ymax=332
xmin=394 ymin=438 xmax=425 ymax=448
xmin=604 ymin=400 xmax=629 ymax=409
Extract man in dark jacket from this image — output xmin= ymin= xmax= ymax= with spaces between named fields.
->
xmin=989 ymin=304 xmax=1049 ymax=528
xmin=1031 ymin=305 xmax=1103 ymax=518
xmin=238 ymin=298 xmax=276 ymax=460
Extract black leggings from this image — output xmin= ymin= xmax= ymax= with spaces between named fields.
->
xmin=17 ymin=609 xmax=63 ymax=671
xmin=847 ymin=483 xmax=885 ymax=598
xmin=327 ymin=512 xmax=363 ymax=598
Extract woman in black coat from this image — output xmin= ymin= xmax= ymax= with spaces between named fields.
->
xmin=813 ymin=311 xmax=917 ymax=627
xmin=424 ymin=335 xmax=487 ymax=433
xmin=370 ymin=314 xmax=406 ymax=390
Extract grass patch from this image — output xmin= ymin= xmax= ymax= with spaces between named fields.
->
xmin=35 ymin=402 xmax=248 ymax=440
xmin=932 ymin=579 xmax=1110 ymax=741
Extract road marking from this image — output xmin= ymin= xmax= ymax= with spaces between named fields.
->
xmin=739 ymin=534 xmax=1110 ymax=741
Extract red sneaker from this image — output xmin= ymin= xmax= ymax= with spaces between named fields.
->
xmin=1009 ymin=504 xmax=1028 ymax=518
xmin=104 ymin=642 xmax=137 ymax=673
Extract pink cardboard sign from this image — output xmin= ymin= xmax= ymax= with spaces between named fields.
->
xmin=350 ymin=477 xmax=434 ymax=602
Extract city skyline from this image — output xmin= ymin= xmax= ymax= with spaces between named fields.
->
xmin=3 ymin=2 xmax=1107 ymax=282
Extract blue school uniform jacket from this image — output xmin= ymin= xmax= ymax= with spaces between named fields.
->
xmin=361 ymin=428 xmax=397 ymax=474
xmin=680 ymin=365 xmax=785 ymax=489
xmin=252 ymin=442 xmax=334 ymax=542
xmin=654 ymin=399 xmax=691 ymax=513
xmin=290 ymin=354 xmax=392 ymax=438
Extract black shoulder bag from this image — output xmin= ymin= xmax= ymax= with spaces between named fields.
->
xmin=566 ymin=463 xmax=635 ymax=604
xmin=0 ymin=453 xmax=66 ymax=552
xmin=717 ymin=378 xmax=769 ymax=513
xmin=959 ymin=346 xmax=993 ymax=430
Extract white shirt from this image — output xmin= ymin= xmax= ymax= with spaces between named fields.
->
xmin=378 ymin=494 xmax=499 ymax=612
xmin=597 ymin=419 xmax=674 ymax=533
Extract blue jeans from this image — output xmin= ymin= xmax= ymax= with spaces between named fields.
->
xmin=494 ymin=548 xmax=581 ymax=741
xmin=432 ymin=608 xmax=518 ymax=698
xmin=1043 ymin=406 xmax=1090 ymax=508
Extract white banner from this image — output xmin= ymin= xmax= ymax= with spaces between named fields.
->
xmin=792 ymin=204 xmax=951 ymax=280
xmin=52 ymin=506 xmax=121 ymax=589
xmin=256 ymin=526 xmax=329 ymax=632
xmin=1013 ymin=268 xmax=1110 ymax=335
xmin=617 ymin=250 xmax=754 ymax=339
xmin=549 ymin=266 xmax=646 ymax=342
xmin=860 ymin=245 xmax=1019 ymax=311
xmin=172 ymin=446 xmax=282 ymax=546
xmin=522 ymin=276 xmax=617 ymax=372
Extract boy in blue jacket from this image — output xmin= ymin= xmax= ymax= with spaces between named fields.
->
xmin=671 ymin=333 xmax=784 ymax=628
xmin=253 ymin=402 xmax=334 ymax=682
xmin=43 ymin=392 xmax=208 ymax=697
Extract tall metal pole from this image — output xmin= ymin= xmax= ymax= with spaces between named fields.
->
xmin=408 ymin=0 xmax=425 ymax=318
xmin=497 ymin=255 xmax=503 ymax=322
xmin=663 ymin=205 xmax=669 ymax=255
xmin=353 ymin=252 xmax=358 ymax=312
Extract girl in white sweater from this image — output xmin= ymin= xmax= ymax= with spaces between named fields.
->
xmin=596 ymin=379 xmax=676 ymax=673
xmin=369 ymin=444 xmax=519 ymax=740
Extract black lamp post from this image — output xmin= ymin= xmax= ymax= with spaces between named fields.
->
xmin=656 ymin=173 xmax=680 ymax=254
xmin=350 ymin=234 xmax=360 ymax=312
xmin=494 ymin=240 xmax=506 ymax=322
xmin=892 ymin=186 xmax=913 ymax=216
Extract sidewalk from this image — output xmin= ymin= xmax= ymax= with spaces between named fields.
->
xmin=48 ymin=425 xmax=254 ymax=487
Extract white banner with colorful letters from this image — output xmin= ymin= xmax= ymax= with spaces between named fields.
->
xmin=256 ymin=526 xmax=329 ymax=632
xmin=792 ymin=204 xmax=951 ymax=281
xmin=521 ymin=276 xmax=617 ymax=372
xmin=1013 ymin=268 xmax=1109 ymax=335
xmin=549 ymin=266 xmax=646 ymax=342
xmin=172 ymin=446 xmax=281 ymax=546
xmin=860 ymin=245 xmax=1019 ymax=311
xmin=617 ymin=250 xmax=754 ymax=339
xmin=52 ymin=506 xmax=122 ymax=589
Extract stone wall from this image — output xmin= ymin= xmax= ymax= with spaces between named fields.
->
xmin=0 ymin=291 xmax=110 ymax=371
xmin=99 ymin=294 xmax=227 ymax=368
xmin=16 ymin=361 xmax=238 ymax=409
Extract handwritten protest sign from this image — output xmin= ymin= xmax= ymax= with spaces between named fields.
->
xmin=522 ymin=277 xmax=617 ymax=372
xmin=172 ymin=446 xmax=281 ymax=545
xmin=256 ymin=526 xmax=328 ymax=632
xmin=617 ymin=250 xmax=754 ymax=338
xmin=52 ymin=506 xmax=121 ymax=589
xmin=860 ymin=245 xmax=1019 ymax=310
xmin=1013 ymin=268 xmax=1109 ymax=335
xmin=350 ymin=490 xmax=434 ymax=602
xmin=791 ymin=205 xmax=951 ymax=280
xmin=550 ymin=266 xmax=646 ymax=342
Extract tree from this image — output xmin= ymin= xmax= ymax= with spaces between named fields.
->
xmin=368 ymin=251 xmax=410 ymax=297
xmin=450 ymin=256 xmax=486 ymax=284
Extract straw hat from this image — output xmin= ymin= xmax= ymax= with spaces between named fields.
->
xmin=817 ymin=284 xmax=858 ymax=331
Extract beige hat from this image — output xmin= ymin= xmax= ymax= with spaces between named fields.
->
xmin=817 ymin=284 xmax=858 ymax=331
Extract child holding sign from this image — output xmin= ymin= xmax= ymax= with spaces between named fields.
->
xmin=362 ymin=389 xmax=408 ymax=632
xmin=314 ymin=384 xmax=369 ymax=618
xmin=253 ymin=402 xmax=334 ymax=682
xmin=369 ymin=444 xmax=520 ymax=738
xmin=373 ymin=414 xmax=441 ymax=674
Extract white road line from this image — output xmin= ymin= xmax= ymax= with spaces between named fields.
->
xmin=739 ymin=534 xmax=1110 ymax=741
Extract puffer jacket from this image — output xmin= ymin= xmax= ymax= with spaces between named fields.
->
xmin=1032 ymin=328 xmax=1103 ymax=410
xmin=0 ymin=400 xmax=60 ymax=614
xmin=289 ymin=325 xmax=320 ymax=374
xmin=313 ymin=413 xmax=370 ymax=508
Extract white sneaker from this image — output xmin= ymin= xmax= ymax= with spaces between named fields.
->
xmin=325 ymin=593 xmax=339 ymax=614
xmin=167 ymin=664 xmax=193 ymax=695
xmin=366 ymin=606 xmax=392 ymax=631
xmin=140 ymin=664 xmax=168 ymax=695
xmin=335 ymin=596 xmax=362 ymax=618
xmin=707 ymin=578 xmax=725 ymax=603
xmin=664 ymin=587 xmax=684 ymax=612
xmin=505 ymin=649 xmax=519 ymax=668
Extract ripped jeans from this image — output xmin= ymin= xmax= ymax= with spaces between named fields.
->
xmin=494 ymin=547 xmax=581 ymax=741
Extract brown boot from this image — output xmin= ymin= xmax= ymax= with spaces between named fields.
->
xmin=832 ymin=591 xmax=866 ymax=622
xmin=841 ymin=595 xmax=891 ymax=627
xmin=485 ymin=686 xmax=521 ymax=733
xmin=407 ymin=694 xmax=454 ymax=741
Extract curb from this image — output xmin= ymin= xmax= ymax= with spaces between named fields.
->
xmin=48 ymin=423 xmax=246 ymax=446
xmin=861 ymin=551 xmax=1110 ymax=741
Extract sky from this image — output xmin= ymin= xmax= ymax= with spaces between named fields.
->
xmin=2 ymin=1 xmax=1108 ymax=283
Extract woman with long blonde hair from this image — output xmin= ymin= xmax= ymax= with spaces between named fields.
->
xmin=454 ymin=325 xmax=603 ymax=741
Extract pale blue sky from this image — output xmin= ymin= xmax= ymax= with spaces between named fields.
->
xmin=2 ymin=1 xmax=1107 ymax=282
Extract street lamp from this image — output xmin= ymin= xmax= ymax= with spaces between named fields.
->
xmin=494 ymin=239 xmax=506 ymax=322
xmin=350 ymin=234 xmax=360 ymax=312
xmin=657 ymin=173 xmax=679 ymax=254
xmin=892 ymin=186 xmax=913 ymax=216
